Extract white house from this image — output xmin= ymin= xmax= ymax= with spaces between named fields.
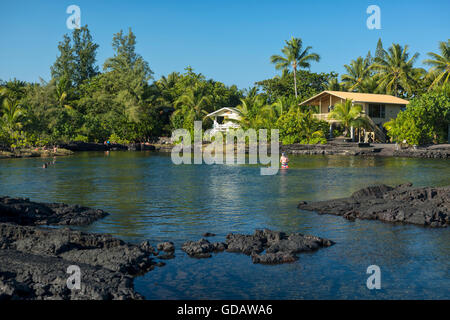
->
xmin=205 ymin=107 xmax=241 ymax=135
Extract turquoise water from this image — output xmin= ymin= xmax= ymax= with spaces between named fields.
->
xmin=0 ymin=151 xmax=449 ymax=299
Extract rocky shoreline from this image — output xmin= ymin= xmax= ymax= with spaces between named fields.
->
xmin=281 ymin=142 xmax=450 ymax=159
xmin=0 ymin=197 xmax=335 ymax=299
xmin=0 ymin=148 xmax=73 ymax=159
xmin=3 ymin=140 xmax=448 ymax=160
xmin=298 ymin=184 xmax=450 ymax=228
xmin=0 ymin=197 xmax=172 ymax=300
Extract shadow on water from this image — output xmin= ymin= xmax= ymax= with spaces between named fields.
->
xmin=0 ymin=152 xmax=449 ymax=299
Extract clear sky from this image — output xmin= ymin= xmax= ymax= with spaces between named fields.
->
xmin=1 ymin=0 xmax=449 ymax=89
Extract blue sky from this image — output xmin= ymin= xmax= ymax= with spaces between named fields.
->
xmin=1 ymin=0 xmax=449 ymax=89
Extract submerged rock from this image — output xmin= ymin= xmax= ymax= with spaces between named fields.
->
xmin=202 ymin=232 xmax=216 ymax=237
xmin=0 ymin=196 xmax=108 ymax=226
xmin=298 ymin=184 xmax=450 ymax=227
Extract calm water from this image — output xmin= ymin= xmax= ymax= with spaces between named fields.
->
xmin=0 ymin=151 xmax=449 ymax=299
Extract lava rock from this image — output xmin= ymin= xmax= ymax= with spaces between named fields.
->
xmin=298 ymin=184 xmax=450 ymax=227
xmin=202 ymin=232 xmax=216 ymax=237
xmin=0 ymin=197 xmax=108 ymax=226
xmin=181 ymin=238 xmax=227 ymax=258
xmin=225 ymin=229 xmax=334 ymax=264
xmin=156 ymin=241 xmax=175 ymax=252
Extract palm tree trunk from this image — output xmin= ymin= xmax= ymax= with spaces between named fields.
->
xmin=293 ymin=67 xmax=298 ymax=98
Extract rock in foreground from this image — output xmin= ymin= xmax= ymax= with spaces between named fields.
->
xmin=0 ymin=223 xmax=158 ymax=300
xmin=0 ymin=196 xmax=108 ymax=226
xmin=298 ymin=184 xmax=450 ymax=227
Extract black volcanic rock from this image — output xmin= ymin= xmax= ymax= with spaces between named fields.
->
xmin=225 ymin=229 xmax=334 ymax=264
xmin=298 ymin=184 xmax=450 ymax=227
xmin=181 ymin=238 xmax=227 ymax=258
xmin=0 ymin=196 xmax=108 ymax=226
xmin=0 ymin=197 xmax=162 ymax=300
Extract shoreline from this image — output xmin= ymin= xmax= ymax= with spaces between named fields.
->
xmin=1 ymin=141 xmax=449 ymax=160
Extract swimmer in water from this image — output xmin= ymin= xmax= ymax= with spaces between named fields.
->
xmin=42 ymin=163 xmax=47 ymax=169
xmin=280 ymin=152 xmax=289 ymax=169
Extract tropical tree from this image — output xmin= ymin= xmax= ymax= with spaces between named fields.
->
xmin=328 ymin=99 xmax=369 ymax=137
xmin=423 ymin=40 xmax=450 ymax=90
xmin=270 ymin=37 xmax=320 ymax=98
xmin=276 ymin=107 xmax=327 ymax=144
xmin=372 ymin=43 xmax=423 ymax=97
xmin=234 ymin=95 xmax=266 ymax=129
xmin=327 ymin=77 xmax=344 ymax=91
xmin=172 ymin=87 xmax=212 ymax=130
xmin=341 ymin=56 xmax=372 ymax=92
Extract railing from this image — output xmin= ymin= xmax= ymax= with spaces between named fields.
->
xmin=365 ymin=116 xmax=387 ymax=142
xmin=313 ymin=113 xmax=340 ymax=122
xmin=213 ymin=123 xmax=240 ymax=131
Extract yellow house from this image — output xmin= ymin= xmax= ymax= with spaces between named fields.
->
xmin=299 ymin=91 xmax=409 ymax=142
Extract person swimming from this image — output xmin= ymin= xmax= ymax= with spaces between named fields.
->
xmin=280 ymin=152 xmax=289 ymax=169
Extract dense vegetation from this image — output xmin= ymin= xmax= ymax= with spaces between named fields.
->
xmin=0 ymin=26 xmax=448 ymax=149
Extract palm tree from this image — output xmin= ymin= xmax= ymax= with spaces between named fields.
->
xmin=341 ymin=56 xmax=372 ymax=92
xmin=234 ymin=95 xmax=266 ymax=129
xmin=328 ymin=99 xmax=369 ymax=137
xmin=327 ymin=78 xmax=344 ymax=91
xmin=270 ymin=37 xmax=320 ymax=98
xmin=372 ymin=43 xmax=422 ymax=97
xmin=423 ymin=39 xmax=450 ymax=90
xmin=173 ymin=87 xmax=212 ymax=123
xmin=1 ymin=96 xmax=25 ymax=149
xmin=299 ymin=111 xmax=325 ymax=143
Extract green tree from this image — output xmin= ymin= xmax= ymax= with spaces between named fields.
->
xmin=328 ymin=99 xmax=369 ymax=137
xmin=270 ymin=37 xmax=320 ymax=98
xmin=276 ymin=108 xmax=327 ymax=144
xmin=375 ymin=38 xmax=385 ymax=60
xmin=72 ymin=26 xmax=99 ymax=87
xmin=372 ymin=43 xmax=424 ymax=97
xmin=341 ymin=56 xmax=373 ymax=92
xmin=384 ymin=90 xmax=450 ymax=145
xmin=423 ymin=40 xmax=450 ymax=90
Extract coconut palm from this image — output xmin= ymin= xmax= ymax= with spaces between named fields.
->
xmin=270 ymin=37 xmax=320 ymax=98
xmin=423 ymin=40 xmax=450 ymax=90
xmin=328 ymin=99 xmax=369 ymax=137
xmin=327 ymin=78 xmax=344 ymax=91
xmin=173 ymin=87 xmax=212 ymax=123
xmin=341 ymin=56 xmax=372 ymax=92
xmin=372 ymin=43 xmax=422 ymax=97
xmin=1 ymin=96 xmax=25 ymax=143
xmin=234 ymin=95 xmax=266 ymax=129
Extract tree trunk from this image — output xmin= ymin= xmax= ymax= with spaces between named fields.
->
xmin=293 ymin=67 xmax=298 ymax=98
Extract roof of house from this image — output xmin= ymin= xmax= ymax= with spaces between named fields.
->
xmin=299 ymin=91 xmax=409 ymax=106
xmin=206 ymin=107 xmax=241 ymax=117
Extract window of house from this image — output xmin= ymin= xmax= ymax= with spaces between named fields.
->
xmin=368 ymin=104 xmax=386 ymax=118
xmin=217 ymin=116 xmax=224 ymax=124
